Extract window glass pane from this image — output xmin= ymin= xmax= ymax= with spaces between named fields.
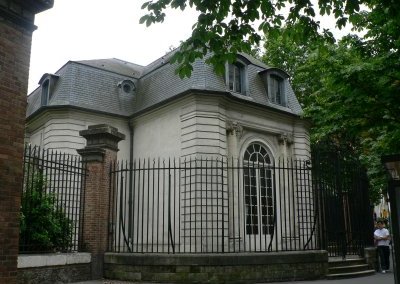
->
xmin=249 ymin=153 xmax=257 ymax=162
xmin=234 ymin=65 xmax=241 ymax=93
xmin=229 ymin=64 xmax=234 ymax=91
xmin=243 ymin=143 xmax=274 ymax=236
xmin=227 ymin=63 xmax=243 ymax=93
xmin=276 ymin=79 xmax=281 ymax=104
xmin=270 ymin=76 xmax=277 ymax=102
xmin=270 ymin=75 xmax=283 ymax=105
xmin=41 ymin=80 xmax=49 ymax=106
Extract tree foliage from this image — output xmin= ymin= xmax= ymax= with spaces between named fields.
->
xmin=262 ymin=32 xmax=400 ymax=202
xmin=20 ymin=171 xmax=73 ymax=252
xmin=140 ymin=0 xmax=399 ymax=78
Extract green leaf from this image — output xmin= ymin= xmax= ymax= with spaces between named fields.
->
xmin=139 ymin=15 xmax=148 ymax=24
xmin=141 ymin=1 xmax=150 ymax=9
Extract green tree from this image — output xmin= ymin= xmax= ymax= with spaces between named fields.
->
xmin=262 ymin=32 xmax=400 ymax=202
xmin=306 ymin=38 xmax=399 ymax=202
xmin=20 ymin=171 xmax=73 ymax=252
xmin=140 ymin=0 xmax=399 ymax=78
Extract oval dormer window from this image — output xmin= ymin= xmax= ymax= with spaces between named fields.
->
xmin=118 ymin=80 xmax=136 ymax=96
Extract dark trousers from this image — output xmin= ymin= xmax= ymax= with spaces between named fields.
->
xmin=377 ymin=245 xmax=390 ymax=270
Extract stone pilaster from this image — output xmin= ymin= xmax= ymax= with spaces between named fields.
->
xmin=77 ymin=124 xmax=125 ymax=279
xmin=277 ymin=132 xmax=294 ymax=160
xmin=226 ymin=121 xmax=243 ymax=250
xmin=226 ymin=120 xmax=243 ymax=159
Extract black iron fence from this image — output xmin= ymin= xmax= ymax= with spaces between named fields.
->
xmin=20 ymin=145 xmax=87 ymax=253
xmin=313 ymin=148 xmax=374 ymax=257
xmin=108 ymin=157 xmax=320 ymax=253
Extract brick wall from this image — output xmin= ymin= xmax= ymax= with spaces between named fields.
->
xmin=0 ymin=18 xmax=32 ymax=284
xmin=0 ymin=1 xmax=53 ymax=282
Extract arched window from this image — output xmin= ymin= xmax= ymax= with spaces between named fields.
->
xmin=243 ymin=143 xmax=274 ymax=236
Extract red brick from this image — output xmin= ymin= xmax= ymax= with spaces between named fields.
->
xmin=0 ymin=2 xmax=51 ymax=283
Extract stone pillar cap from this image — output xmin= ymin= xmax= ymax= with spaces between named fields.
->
xmin=79 ymin=124 xmax=125 ymax=153
xmin=79 ymin=124 xmax=125 ymax=140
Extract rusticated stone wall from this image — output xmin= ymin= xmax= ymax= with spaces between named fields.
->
xmin=104 ymin=251 xmax=328 ymax=283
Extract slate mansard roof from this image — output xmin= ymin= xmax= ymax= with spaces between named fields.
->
xmin=26 ymin=51 xmax=303 ymax=119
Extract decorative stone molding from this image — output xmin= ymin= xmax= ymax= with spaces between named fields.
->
xmin=226 ymin=120 xmax=243 ymax=138
xmin=77 ymin=147 xmax=106 ymax=162
xmin=79 ymin=124 xmax=125 ymax=151
xmin=277 ymin=133 xmax=294 ymax=145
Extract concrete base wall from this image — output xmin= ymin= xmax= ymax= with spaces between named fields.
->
xmin=17 ymin=253 xmax=91 ymax=284
xmin=104 ymin=251 xmax=328 ymax=283
xmin=364 ymin=247 xmax=378 ymax=271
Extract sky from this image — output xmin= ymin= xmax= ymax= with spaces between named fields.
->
xmin=28 ymin=0 xmax=198 ymax=93
xmin=28 ymin=0 xmax=353 ymax=94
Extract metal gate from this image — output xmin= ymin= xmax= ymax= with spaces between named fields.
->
xmin=312 ymin=147 xmax=374 ymax=258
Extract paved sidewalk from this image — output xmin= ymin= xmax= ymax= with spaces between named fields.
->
xmin=268 ymin=271 xmax=394 ymax=284
xmin=73 ymin=271 xmax=395 ymax=284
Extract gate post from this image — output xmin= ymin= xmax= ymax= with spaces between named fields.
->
xmin=0 ymin=2 xmax=53 ymax=283
xmin=77 ymin=124 xmax=125 ymax=279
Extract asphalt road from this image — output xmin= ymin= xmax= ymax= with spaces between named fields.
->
xmin=73 ymin=270 xmax=395 ymax=284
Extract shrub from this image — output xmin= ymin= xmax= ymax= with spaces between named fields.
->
xmin=20 ymin=171 xmax=73 ymax=252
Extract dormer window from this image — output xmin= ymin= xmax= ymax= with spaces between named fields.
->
xmin=41 ymin=79 xmax=49 ymax=106
xmin=226 ymin=61 xmax=247 ymax=95
xmin=270 ymin=75 xmax=284 ymax=105
xmin=259 ymin=68 xmax=288 ymax=107
xmin=118 ymin=80 xmax=136 ymax=96
xmin=229 ymin=63 xmax=242 ymax=93
xmin=38 ymin=73 xmax=59 ymax=106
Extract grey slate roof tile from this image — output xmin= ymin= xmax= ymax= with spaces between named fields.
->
xmin=76 ymin=58 xmax=143 ymax=78
xmin=27 ymin=52 xmax=303 ymax=119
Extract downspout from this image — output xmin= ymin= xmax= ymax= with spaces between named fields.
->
xmin=128 ymin=121 xmax=134 ymax=238
xmin=128 ymin=121 xmax=134 ymax=168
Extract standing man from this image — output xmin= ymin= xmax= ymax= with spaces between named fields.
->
xmin=374 ymin=220 xmax=391 ymax=273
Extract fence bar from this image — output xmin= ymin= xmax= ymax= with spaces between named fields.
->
xmin=107 ymin=156 xmax=324 ymax=254
xmin=20 ymin=145 xmax=87 ymax=253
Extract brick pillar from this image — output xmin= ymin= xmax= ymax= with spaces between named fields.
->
xmin=77 ymin=124 xmax=125 ymax=279
xmin=0 ymin=1 xmax=53 ymax=283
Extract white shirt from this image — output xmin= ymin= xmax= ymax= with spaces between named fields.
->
xmin=374 ymin=228 xmax=390 ymax=246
